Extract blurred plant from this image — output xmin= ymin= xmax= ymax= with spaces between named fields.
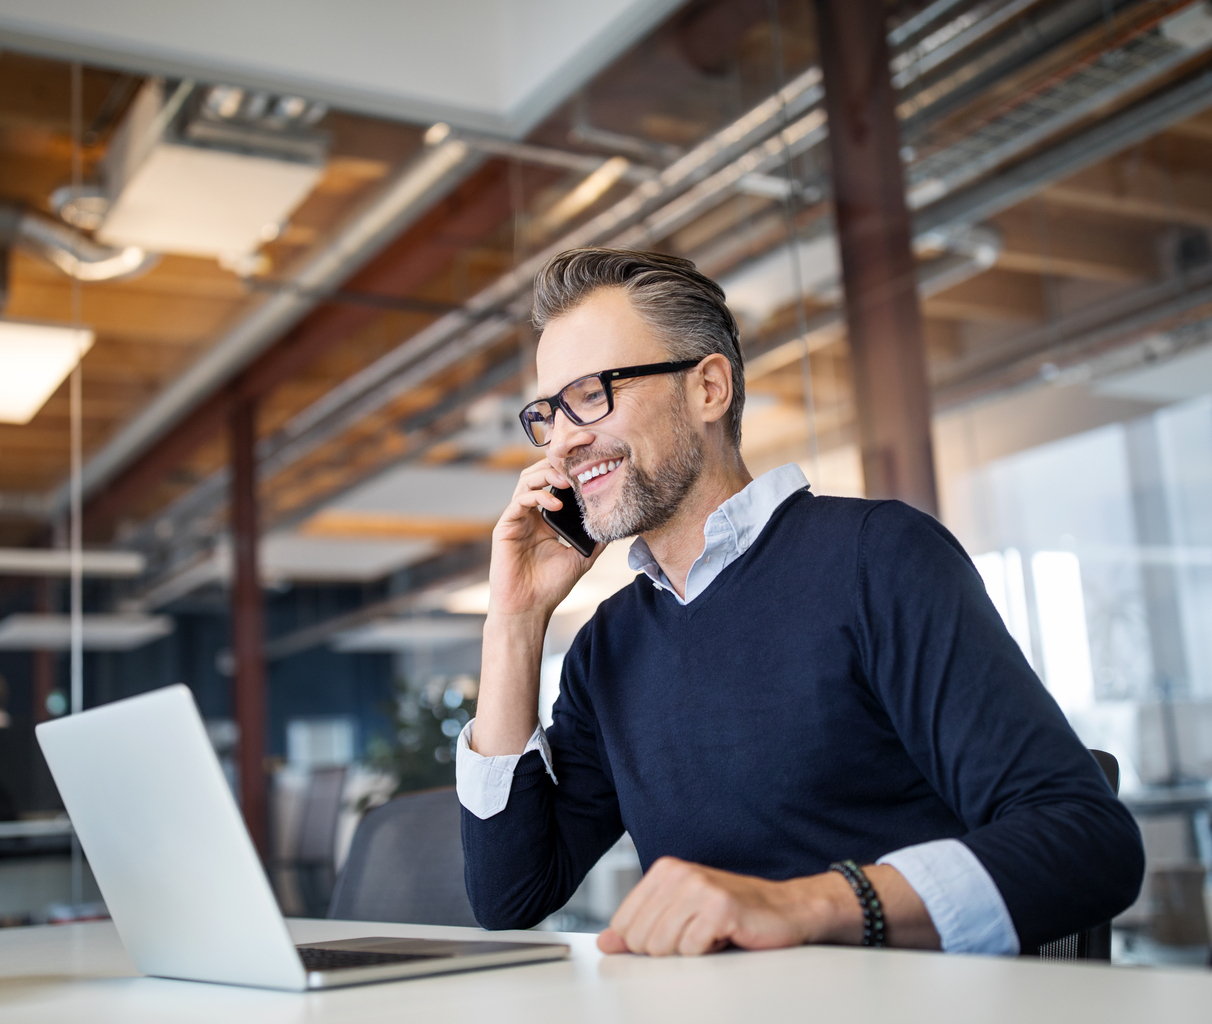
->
xmin=364 ymin=673 xmax=479 ymax=799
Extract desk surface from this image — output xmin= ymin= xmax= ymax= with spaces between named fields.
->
xmin=1 ymin=917 xmax=1209 ymax=1023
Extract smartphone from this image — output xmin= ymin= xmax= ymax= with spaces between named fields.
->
xmin=540 ymin=486 xmax=596 ymax=557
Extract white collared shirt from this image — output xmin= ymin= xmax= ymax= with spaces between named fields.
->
xmin=456 ymin=464 xmax=1019 ymax=955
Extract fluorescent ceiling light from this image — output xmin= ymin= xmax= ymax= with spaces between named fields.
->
xmin=331 ymin=617 xmax=485 ymax=652
xmin=0 ymin=548 xmax=146 ymax=577
xmin=0 ymin=613 xmax=174 ymax=651
xmin=0 ymin=322 xmax=94 ymax=424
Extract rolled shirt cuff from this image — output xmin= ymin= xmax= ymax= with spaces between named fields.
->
xmin=455 ymin=719 xmax=557 ymax=820
xmin=878 ymin=838 xmax=1020 ymax=955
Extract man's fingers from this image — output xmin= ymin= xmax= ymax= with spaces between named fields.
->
xmin=596 ymin=928 xmax=629 ymax=954
xmin=609 ymin=858 xmax=704 ymax=956
xmin=642 ymin=900 xmax=702 ymax=957
xmin=513 ymin=488 xmax=561 ymax=512
xmin=514 ymin=461 xmax=569 ymax=496
xmin=677 ymin=909 xmax=731 ymax=956
xmin=608 ymin=856 xmax=678 ymax=939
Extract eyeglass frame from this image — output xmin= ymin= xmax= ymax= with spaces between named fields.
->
xmin=517 ymin=359 xmax=702 ymax=447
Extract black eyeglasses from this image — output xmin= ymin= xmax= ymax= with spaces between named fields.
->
xmin=518 ymin=360 xmax=701 ymax=447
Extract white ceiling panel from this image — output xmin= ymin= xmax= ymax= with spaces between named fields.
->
xmin=259 ymin=533 xmax=437 ymax=582
xmin=331 ymin=616 xmax=485 ymax=651
xmin=332 ymin=464 xmax=520 ymax=521
xmin=0 ymin=0 xmax=684 ymax=135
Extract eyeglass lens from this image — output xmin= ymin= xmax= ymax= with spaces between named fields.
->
xmin=521 ymin=374 xmax=611 ymax=445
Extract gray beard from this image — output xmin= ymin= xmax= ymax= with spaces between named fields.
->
xmin=569 ymin=411 xmax=704 ymax=545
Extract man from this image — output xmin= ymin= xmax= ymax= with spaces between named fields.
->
xmin=456 ymin=248 xmax=1143 ymax=956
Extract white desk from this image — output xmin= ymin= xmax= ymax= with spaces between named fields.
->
xmin=1 ymin=917 xmax=1209 ymax=1023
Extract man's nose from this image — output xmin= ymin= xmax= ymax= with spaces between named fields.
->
xmin=547 ymin=409 xmax=595 ymax=462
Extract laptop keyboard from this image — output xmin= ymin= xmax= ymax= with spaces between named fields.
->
xmin=297 ymin=947 xmax=435 ymax=972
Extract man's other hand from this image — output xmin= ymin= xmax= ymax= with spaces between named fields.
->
xmin=597 ymin=857 xmax=844 ymax=956
xmin=597 ymin=856 xmax=941 ymax=956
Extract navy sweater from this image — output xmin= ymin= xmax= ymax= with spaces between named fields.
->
xmin=461 ymin=491 xmax=1144 ymax=949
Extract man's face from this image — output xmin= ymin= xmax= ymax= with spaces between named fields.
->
xmin=535 ymin=288 xmax=704 ymax=543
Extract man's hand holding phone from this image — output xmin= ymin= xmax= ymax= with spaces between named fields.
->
xmin=471 ymin=460 xmax=601 ymax=758
xmin=488 ymin=459 xmax=600 ymax=618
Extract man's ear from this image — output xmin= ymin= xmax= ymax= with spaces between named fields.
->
xmin=695 ymin=353 xmax=734 ymax=426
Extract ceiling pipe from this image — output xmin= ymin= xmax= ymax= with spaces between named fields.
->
xmin=0 ymin=205 xmax=158 ymax=283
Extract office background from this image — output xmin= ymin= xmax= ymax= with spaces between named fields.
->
xmin=0 ymin=0 xmax=1209 ymax=966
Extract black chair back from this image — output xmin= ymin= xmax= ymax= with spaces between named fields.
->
xmin=1038 ymin=749 xmax=1119 ymax=962
xmin=282 ymin=765 xmax=347 ymax=918
xmin=328 ymin=786 xmax=477 ymax=927
xmin=296 ymin=766 xmax=347 ymax=862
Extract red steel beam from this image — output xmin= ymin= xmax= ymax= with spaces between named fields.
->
xmin=814 ymin=0 xmax=939 ymax=515
xmin=84 ymin=159 xmax=529 ymax=533
xmin=228 ymin=396 xmax=268 ymax=859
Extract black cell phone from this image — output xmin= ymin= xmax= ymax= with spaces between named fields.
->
xmin=540 ymin=486 xmax=596 ymax=557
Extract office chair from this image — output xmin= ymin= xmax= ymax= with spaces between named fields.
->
xmin=1037 ymin=749 xmax=1119 ymax=962
xmin=327 ymin=785 xmax=478 ymax=927
xmin=280 ymin=766 xmax=347 ymax=918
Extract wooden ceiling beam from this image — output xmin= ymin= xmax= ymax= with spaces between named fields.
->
xmin=1043 ymin=158 xmax=1212 ymax=229
xmin=990 ymin=207 xmax=1159 ymax=283
xmin=5 ymin=281 xmax=243 ymax=343
xmin=923 ymin=268 xmax=1047 ymax=323
xmin=300 ymin=510 xmax=495 ymax=544
xmin=1165 ymin=110 xmax=1212 ymax=145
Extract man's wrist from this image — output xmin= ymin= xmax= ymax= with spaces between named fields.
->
xmin=484 ymin=603 xmax=555 ymax=635
xmin=473 ymin=611 xmax=549 ymax=757
xmin=780 ymin=871 xmax=866 ymax=946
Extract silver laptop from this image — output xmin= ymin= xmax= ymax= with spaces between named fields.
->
xmin=36 ymin=684 xmax=568 ymax=990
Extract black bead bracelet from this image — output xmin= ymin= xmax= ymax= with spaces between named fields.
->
xmin=829 ymin=859 xmax=887 ymax=947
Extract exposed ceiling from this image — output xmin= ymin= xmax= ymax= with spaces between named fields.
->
xmin=2 ymin=0 xmax=1212 ymax=643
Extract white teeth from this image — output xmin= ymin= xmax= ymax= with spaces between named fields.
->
xmin=578 ymin=459 xmax=621 ymax=484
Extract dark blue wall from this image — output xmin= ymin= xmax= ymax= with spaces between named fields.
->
xmin=1 ymin=580 xmax=395 ymax=763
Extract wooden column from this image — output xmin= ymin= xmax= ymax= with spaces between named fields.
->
xmin=813 ymin=0 xmax=939 ymax=515
xmin=229 ymin=397 xmax=268 ymax=859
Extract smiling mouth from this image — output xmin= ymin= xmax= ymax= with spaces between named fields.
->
xmin=576 ymin=458 xmax=623 ymax=485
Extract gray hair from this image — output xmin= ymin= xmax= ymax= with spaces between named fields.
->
xmin=532 ymin=248 xmax=745 ymax=447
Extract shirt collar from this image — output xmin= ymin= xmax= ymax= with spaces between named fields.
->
xmin=627 ymin=463 xmax=809 ymax=584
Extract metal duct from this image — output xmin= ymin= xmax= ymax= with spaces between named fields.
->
xmin=0 ymin=205 xmax=158 ymax=283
